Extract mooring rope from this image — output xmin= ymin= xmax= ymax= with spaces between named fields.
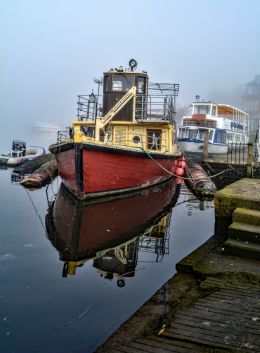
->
xmin=25 ymin=188 xmax=46 ymax=233
xmin=140 ymin=147 xmax=235 ymax=181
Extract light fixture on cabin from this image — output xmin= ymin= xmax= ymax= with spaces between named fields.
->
xmin=129 ymin=58 xmax=138 ymax=72
xmin=89 ymin=92 xmax=96 ymax=103
xmin=195 ymin=95 xmax=200 ymax=102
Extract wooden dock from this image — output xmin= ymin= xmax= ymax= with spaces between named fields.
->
xmin=198 ymin=141 xmax=260 ymax=188
xmin=96 ymin=180 xmax=260 ymax=353
xmin=96 ymin=235 xmax=260 ymax=352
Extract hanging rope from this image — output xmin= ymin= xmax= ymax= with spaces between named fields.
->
xmin=25 ymin=189 xmax=46 ymax=233
xmin=140 ymin=147 xmax=235 ymax=181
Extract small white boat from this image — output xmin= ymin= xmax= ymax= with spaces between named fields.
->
xmin=177 ymin=100 xmax=249 ymax=156
xmin=1 ymin=140 xmax=46 ymax=166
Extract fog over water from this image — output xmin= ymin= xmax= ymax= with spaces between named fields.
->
xmin=1 ymin=0 xmax=260 ymax=151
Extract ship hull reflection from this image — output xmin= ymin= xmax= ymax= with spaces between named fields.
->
xmin=46 ymin=179 xmax=180 ymax=278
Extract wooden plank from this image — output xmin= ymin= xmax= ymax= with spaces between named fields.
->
xmin=128 ymin=340 xmax=175 ymax=353
xmin=167 ymin=322 xmax=260 ymax=349
xmin=162 ymin=330 xmax=233 ymax=350
xmin=170 ymin=321 xmax=236 ymax=340
xmin=202 ymin=277 xmax=260 ymax=291
xmin=104 ymin=343 xmax=148 ymax=353
xmin=174 ymin=310 xmax=260 ymax=331
xmin=174 ymin=308 xmax=260 ymax=326
xmin=195 ymin=302 xmax=260 ymax=318
xmin=202 ymin=293 xmax=260 ymax=310
xmin=209 ymin=288 xmax=260 ymax=298
xmin=201 ymin=294 xmax=260 ymax=309
xmin=192 ymin=251 xmax=260 ymax=276
xmin=196 ymin=298 xmax=260 ymax=315
xmin=202 ymin=276 xmax=260 ymax=291
xmin=137 ymin=336 xmax=228 ymax=353
xmin=172 ymin=315 xmax=260 ymax=336
xmin=135 ymin=337 xmax=201 ymax=352
xmin=98 ymin=347 xmax=130 ymax=353
xmin=176 ymin=236 xmax=220 ymax=273
xmin=194 ymin=302 xmax=260 ymax=318
xmin=165 ymin=327 xmax=258 ymax=351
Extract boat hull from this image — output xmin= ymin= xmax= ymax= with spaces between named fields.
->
xmin=50 ymin=142 xmax=180 ymax=200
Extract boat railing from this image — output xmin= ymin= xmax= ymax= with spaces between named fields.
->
xmin=135 ymin=94 xmax=173 ymax=122
xmin=135 ymin=83 xmax=179 ymax=122
xmin=57 ymin=128 xmax=71 ymax=143
xmin=138 ymin=235 xmax=170 ymax=262
xmin=77 ymin=94 xmax=102 ymax=121
xmin=76 ymin=82 xmax=179 ymax=123
xmin=182 ymin=119 xmax=217 ymax=128
xmin=226 ymin=142 xmax=249 ymax=164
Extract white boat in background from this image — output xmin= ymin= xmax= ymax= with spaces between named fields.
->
xmin=177 ymin=100 xmax=249 ymax=156
xmin=0 ymin=140 xmax=46 ymax=166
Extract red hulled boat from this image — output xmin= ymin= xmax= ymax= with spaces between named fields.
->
xmin=49 ymin=60 xmax=182 ymax=200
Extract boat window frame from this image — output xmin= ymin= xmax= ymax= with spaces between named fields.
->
xmin=136 ymin=76 xmax=146 ymax=94
xmin=111 ymin=74 xmax=134 ymax=93
xmin=147 ymin=129 xmax=162 ymax=151
xmin=213 ymin=128 xmax=227 ymax=144
xmin=193 ymin=104 xmax=211 ymax=115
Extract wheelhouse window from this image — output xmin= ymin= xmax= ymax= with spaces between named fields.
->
xmin=137 ymin=77 xmax=145 ymax=93
xmin=111 ymin=75 xmax=134 ymax=92
xmin=211 ymin=105 xmax=217 ymax=116
xmin=193 ymin=105 xmax=210 ymax=114
xmin=147 ymin=129 xmax=162 ymax=150
xmin=112 ymin=80 xmax=122 ymax=91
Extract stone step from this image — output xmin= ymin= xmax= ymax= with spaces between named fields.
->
xmin=223 ymin=239 xmax=260 ymax=260
xmin=233 ymin=207 xmax=260 ymax=226
xmin=227 ymin=222 xmax=260 ymax=244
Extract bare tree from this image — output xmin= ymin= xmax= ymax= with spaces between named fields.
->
xmin=175 ymin=103 xmax=191 ymax=125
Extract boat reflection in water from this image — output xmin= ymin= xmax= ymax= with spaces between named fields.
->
xmin=45 ymin=179 xmax=181 ymax=286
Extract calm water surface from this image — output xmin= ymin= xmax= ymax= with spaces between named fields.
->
xmin=0 ymin=132 xmax=215 ymax=353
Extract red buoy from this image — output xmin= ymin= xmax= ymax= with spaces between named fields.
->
xmin=175 ymin=167 xmax=184 ymax=176
xmin=177 ymin=160 xmax=186 ymax=169
xmin=175 ymin=177 xmax=184 ymax=185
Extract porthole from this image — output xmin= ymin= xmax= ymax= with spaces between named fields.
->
xmin=133 ymin=135 xmax=141 ymax=144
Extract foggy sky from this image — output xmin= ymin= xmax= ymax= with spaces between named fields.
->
xmin=1 ymin=0 xmax=260 ymax=150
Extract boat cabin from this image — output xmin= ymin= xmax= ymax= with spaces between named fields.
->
xmin=192 ymin=102 xmax=218 ymax=117
xmin=11 ymin=140 xmax=26 ymax=157
xmin=69 ymin=61 xmax=179 ymax=154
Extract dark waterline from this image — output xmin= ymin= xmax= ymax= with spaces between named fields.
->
xmin=0 ymin=132 xmax=215 ymax=353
